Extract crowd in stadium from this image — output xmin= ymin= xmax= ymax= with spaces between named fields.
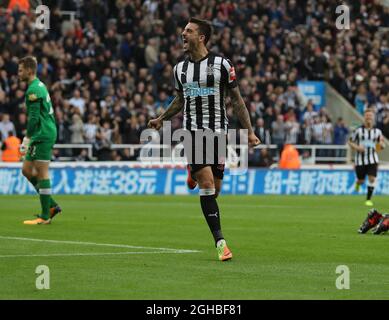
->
xmin=0 ymin=0 xmax=388 ymax=163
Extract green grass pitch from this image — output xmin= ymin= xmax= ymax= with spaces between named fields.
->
xmin=0 ymin=195 xmax=389 ymax=300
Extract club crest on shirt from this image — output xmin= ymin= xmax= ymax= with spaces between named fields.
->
xmin=206 ymin=64 xmax=215 ymax=76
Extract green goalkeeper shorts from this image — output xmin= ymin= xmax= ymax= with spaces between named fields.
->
xmin=25 ymin=141 xmax=55 ymax=161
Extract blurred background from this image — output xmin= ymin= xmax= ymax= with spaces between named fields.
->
xmin=0 ymin=0 xmax=388 ymax=167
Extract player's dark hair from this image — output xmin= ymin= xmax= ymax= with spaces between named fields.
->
xmin=19 ymin=56 xmax=37 ymax=73
xmin=189 ymin=18 xmax=212 ymax=45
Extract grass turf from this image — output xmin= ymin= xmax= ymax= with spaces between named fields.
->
xmin=0 ymin=195 xmax=389 ymax=300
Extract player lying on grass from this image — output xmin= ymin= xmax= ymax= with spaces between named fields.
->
xmin=358 ymin=208 xmax=389 ymax=234
xmin=17 ymin=56 xmax=61 ymax=225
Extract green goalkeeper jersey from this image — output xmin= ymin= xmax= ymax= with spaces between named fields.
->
xmin=25 ymin=78 xmax=57 ymax=143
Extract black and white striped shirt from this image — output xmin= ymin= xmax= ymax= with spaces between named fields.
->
xmin=173 ymin=52 xmax=237 ymax=132
xmin=350 ymin=125 xmax=382 ymax=166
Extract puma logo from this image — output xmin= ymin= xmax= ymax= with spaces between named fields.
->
xmin=208 ymin=212 xmax=219 ymax=218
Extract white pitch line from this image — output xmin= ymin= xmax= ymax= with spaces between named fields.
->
xmin=0 ymin=236 xmax=200 ymax=253
xmin=0 ymin=250 xmax=197 ymax=259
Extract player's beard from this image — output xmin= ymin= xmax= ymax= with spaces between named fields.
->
xmin=185 ymin=41 xmax=201 ymax=57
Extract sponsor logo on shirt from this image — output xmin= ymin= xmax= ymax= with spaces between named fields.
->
xmin=183 ymin=82 xmax=215 ymax=97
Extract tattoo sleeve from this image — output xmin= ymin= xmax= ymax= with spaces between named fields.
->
xmin=159 ymin=92 xmax=185 ymax=121
xmin=229 ymin=87 xmax=254 ymax=134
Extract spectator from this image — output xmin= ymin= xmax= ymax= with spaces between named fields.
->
xmin=0 ymin=90 xmax=7 ymax=114
xmin=300 ymin=118 xmax=313 ymax=145
xmin=0 ymin=113 xmax=16 ymax=141
xmin=123 ymin=116 xmax=141 ymax=144
xmin=145 ymin=38 xmax=159 ymax=68
xmin=258 ymin=148 xmax=274 ymax=167
xmin=279 ymin=144 xmax=301 ymax=169
xmin=271 ymin=114 xmax=285 ymax=153
xmin=75 ymin=149 xmax=92 ymax=161
xmin=284 ymin=114 xmax=300 ymax=144
xmin=69 ymin=114 xmax=84 ymax=144
xmin=56 ymin=109 xmax=71 ymax=145
xmin=68 ymin=89 xmax=86 ymax=115
xmin=366 ymin=76 xmax=380 ymax=105
xmin=249 ymin=92 xmax=265 ymax=119
xmin=302 ymin=100 xmax=317 ymax=124
xmin=95 ymin=121 xmax=114 ymax=161
xmin=248 ymin=148 xmax=260 ymax=167
xmin=1 ymin=130 xmax=21 ymax=162
xmin=300 ymin=150 xmax=315 ymax=165
xmin=5 ymin=0 xmax=387 ymax=161
xmin=281 ymin=85 xmax=302 ymax=116
xmin=355 ymin=84 xmax=367 ymax=116
xmin=110 ymin=150 xmax=122 ymax=161
xmin=121 ymin=148 xmax=136 ymax=161
xmin=51 ymin=149 xmax=61 ymax=162
xmin=322 ymin=115 xmax=334 ymax=158
xmin=334 ymin=117 xmax=349 ymax=158
xmin=311 ymin=115 xmax=324 ymax=145
xmin=375 ymin=94 xmax=389 ymax=130
xmin=254 ymin=118 xmax=270 ymax=145
xmin=84 ymin=114 xmax=99 ymax=144
xmin=322 ymin=115 xmax=333 ymax=145
xmin=306 ymin=47 xmax=327 ymax=80
xmin=263 ymin=106 xmax=276 ymax=131
xmin=100 ymin=68 xmax=113 ymax=97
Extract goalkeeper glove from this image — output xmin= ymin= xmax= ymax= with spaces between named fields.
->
xmin=20 ymin=137 xmax=30 ymax=155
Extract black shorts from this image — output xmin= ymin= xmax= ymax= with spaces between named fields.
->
xmin=355 ymin=164 xmax=378 ymax=180
xmin=184 ymin=130 xmax=227 ymax=180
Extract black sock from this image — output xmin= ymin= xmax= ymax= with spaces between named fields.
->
xmin=200 ymin=191 xmax=224 ymax=245
xmin=367 ymin=186 xmax=374 ymax=200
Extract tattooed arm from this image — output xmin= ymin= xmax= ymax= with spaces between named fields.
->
xmin=229 ymin=86 xmax=261 ymax=146
xmin=148 ymin=92 xmax=185 ymax=130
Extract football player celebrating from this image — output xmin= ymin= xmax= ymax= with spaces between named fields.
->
xmin=148 ymin=18 xmax=260 ymax=261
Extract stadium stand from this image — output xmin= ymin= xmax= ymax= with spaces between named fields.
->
xmin=0 ymin=0 xmax=388 ymax=165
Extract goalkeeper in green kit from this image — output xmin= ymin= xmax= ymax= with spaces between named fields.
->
xmin=18 ymin=56 xmax=62 ymax=225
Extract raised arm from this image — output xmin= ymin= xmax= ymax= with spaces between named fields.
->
xmin=228 ymin=86 xmax=260 ymax=146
